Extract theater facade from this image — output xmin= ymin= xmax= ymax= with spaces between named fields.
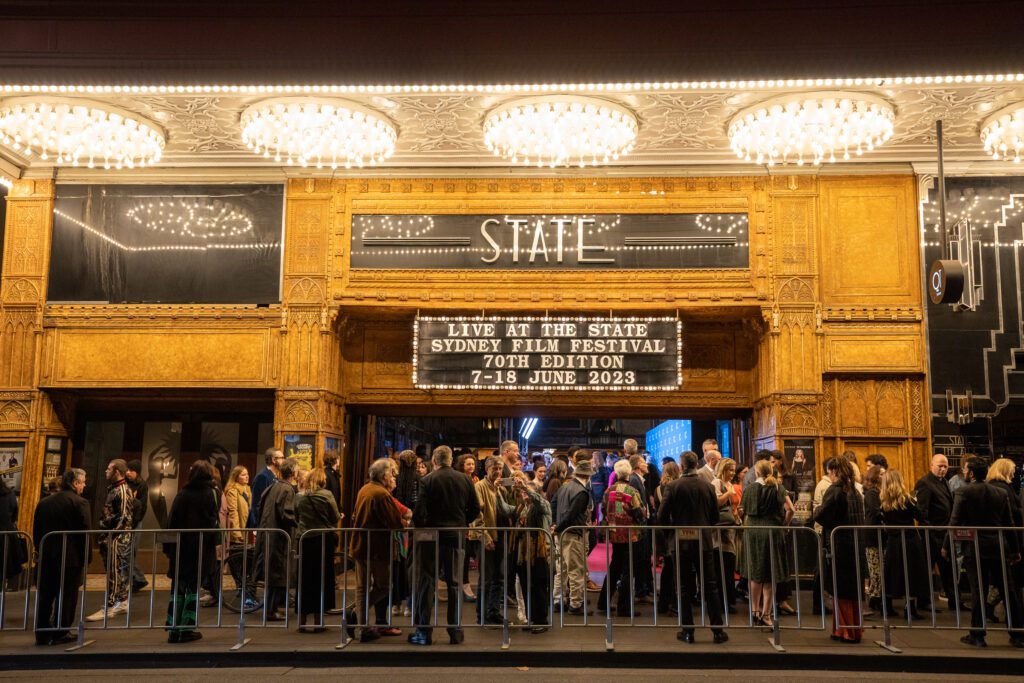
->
xmin=2 ymin=72 xmax=1022 ymax=526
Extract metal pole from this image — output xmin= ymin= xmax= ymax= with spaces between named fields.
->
xmin=937 ymin=120 xmax=949 ymax=255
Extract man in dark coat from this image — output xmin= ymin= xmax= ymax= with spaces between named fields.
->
xmin=914 ymin=453 xmax=956 ymax=610
xmin=408 ymin=445 xmax=481 ymax=646
xmin=657 ymin=451 xmax=727 ymax=644
xmin=32 ymin=468 xmax=90 ymax=646
xmin=163 ymin=460 xmax=220 ymax=643
xmin=259 ymin=456 xmax=297 ymax=620
xmin=248 ymin=448 xmax=283 ymax=528
xmin=950 ymin=457 xmax=1023 ymax=648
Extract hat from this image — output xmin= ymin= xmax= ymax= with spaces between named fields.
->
xmin=573 ymin=459 xmax=595 ymax=478
xmin=127 ymin=459 xmax=143 ymax=476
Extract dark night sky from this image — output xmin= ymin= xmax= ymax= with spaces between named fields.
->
xmin=1 ymin=0 xmax=1022 ymax=83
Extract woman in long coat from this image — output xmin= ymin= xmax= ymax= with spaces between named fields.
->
xmin=812 ymin=457 xmax=866 ymax=643
xmin=163 ymin=460 xmax=220 ymax=643
xmin=295 ymin=466 xmax=341 ymax=632
xmin=879 ymin=469 xmax=928 ymax=619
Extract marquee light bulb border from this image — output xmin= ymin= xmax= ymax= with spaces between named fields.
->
xmin=412 ymin=314 xmax=683 ymax=392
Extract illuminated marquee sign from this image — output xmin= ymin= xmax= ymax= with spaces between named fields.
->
xmin=351 ymin=213 xmax=749 ymax=270
xmin=413 ymin=315 xmax=682 ymax=391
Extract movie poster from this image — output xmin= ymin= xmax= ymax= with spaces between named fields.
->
xmin=783 ymin=439 xmax=816 ymax=522
xmin=0 ymin=443 xmax=25 ymax=494
xmin=284 ymin=434 xmax=315 ymax=470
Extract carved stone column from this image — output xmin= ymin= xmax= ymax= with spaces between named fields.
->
xmin=0 ymin=179 xmax=68 ymax=531
xmin=753 ymin=176 xmax=824 ymax=461
xmin=276 ymin=178 xmax=346 ymax=464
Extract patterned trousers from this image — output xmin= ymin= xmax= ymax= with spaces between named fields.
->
xmin=101 ymin=533 xmax=132 ymax=607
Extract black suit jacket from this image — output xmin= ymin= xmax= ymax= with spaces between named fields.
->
xmin=950 ymin=481 xmax=1019 ymax=558
xmin=914 ymin=472 xmax=953 ymax=544
xmin=32 ymin=489 xmax=91 ymax=568
xmin=657 ymin=472 xmax=720 ymax=549
xmin=413 ymin=465 xmax=481 ymax=534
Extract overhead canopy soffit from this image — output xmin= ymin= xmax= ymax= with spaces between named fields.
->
xmin=1 ymin=76 xmax=1023 ymax=174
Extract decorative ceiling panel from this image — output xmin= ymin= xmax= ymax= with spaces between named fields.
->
xmin=3 ymin=82 xmax=1024 ymax=173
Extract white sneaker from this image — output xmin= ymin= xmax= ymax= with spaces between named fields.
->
xmin=85 ymin=607 xmax=108 ymax=622
xmin=392 ymin=605 xmax=402 ymax=616
xmin=199 ymin=594 xmax=217 ymax=607
xmin=108 ymin=601 xmax=129 ymax=616
xmin=403 ymin=606 xmax=411 ymax=617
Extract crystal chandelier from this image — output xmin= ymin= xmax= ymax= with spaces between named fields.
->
xmin=728 ymin=92 xmax=895 ymax=166
xmin=483 ymin=96 xmax=637 ymax=168
xmin=981 ymin=104 xmax=1024 ymax=162
xmin=240 ymin=97 xmax=397 ymax=168
xmin=0 ymin=97 xmax=164 ymax=168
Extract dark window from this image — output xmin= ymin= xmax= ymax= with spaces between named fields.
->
xmin=48 ymin=184 xmax=283 ymax=304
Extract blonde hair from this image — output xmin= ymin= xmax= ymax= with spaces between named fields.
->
xmin=226 ymin=465 xmax=249 ymax=488
xmin=880 ymin=470 xmax=915 ymax=512
xmin=715 ymin=457 xmax=736 ymax=481
xmin=987 ymin=458 xmax=1016 ymax=484
xmin=755 ymin=459 xmax=777 ymax=488
xmin=302 ymin=466 xmax=327 ymax=493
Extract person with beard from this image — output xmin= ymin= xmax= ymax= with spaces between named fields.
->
xmin=162 ymin=460 xmax=220 ymax=643
xmin=86 ymin=459 xmax=134 ymax=622
xmin=259 ymin=457 xmax=298 ymax=620
xmin=32 ymin=468 xmax=90 ymax=646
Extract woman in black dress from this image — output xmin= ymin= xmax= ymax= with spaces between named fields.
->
xmin=879 ymin=469 xmax=928 ymax=620
xmin=812 ymin=457 xmax=866 ymax=643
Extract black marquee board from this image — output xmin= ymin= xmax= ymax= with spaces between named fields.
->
xmin=413 ymin=315 xmax=682 ymax=391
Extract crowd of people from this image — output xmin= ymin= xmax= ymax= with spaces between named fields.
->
xmin=12 ymin=442 xmax=1024 ymax=649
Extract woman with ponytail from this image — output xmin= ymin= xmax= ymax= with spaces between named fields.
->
xmin=739 ymin=459 xmax=794 ymax=629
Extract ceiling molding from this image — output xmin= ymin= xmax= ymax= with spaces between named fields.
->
xmin=3 ymin=81 xmax=1023 ymax=177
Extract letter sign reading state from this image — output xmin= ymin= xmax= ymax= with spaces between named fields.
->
xmin=413 ymin=315 xmax=682 ymax=390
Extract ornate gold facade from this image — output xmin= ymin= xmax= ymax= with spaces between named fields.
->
xmin=0 ymin=174 xmax=929 ymax=531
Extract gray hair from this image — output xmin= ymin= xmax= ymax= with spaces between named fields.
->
xmin=623 ymin=439 xmax=638 ymax=456
xmin=432 ymin=445 xmax=453 ymax=467
xmin=484 ymin=456 xmax=501 ymax=471
xmin=62 ymin=468 xmax=86 ymax=490
xmin=613 ymin=459 xmax=632 ymax=481
xmin=368 ymin=458 xmax=393 ymax=484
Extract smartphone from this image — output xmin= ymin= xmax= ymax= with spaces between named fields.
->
xmin=499 ymin=477 xmax=516 ymax=486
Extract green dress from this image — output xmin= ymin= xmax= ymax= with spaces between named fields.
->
xmin=740 ymin=481 xmax=789 ymax=582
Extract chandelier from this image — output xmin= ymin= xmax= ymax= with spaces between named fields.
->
xmin=728 ymin=91 xmax=895 ymax=166
xmin=0 ymin=97 xmax=164 ymax=168
xmin=240 ymin=97 xmax=397 ymax=168
xmin=483 ymin=95 xmax=637 ymax=168
xmin=981 ymin=103 xmax=1024 ymax=163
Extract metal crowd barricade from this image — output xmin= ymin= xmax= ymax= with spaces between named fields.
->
xmin=0 ymin=530 xmax=33 ymax=631
xmin=34 ymin=527 xmax=292 ymax=651
xmin=558 ymin=524 xmax=825 ymax=651
xmin=296 ymin=526 xmax=555 ymax=650
xmin=830 ymin=524 xmax=1024 ymax=653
